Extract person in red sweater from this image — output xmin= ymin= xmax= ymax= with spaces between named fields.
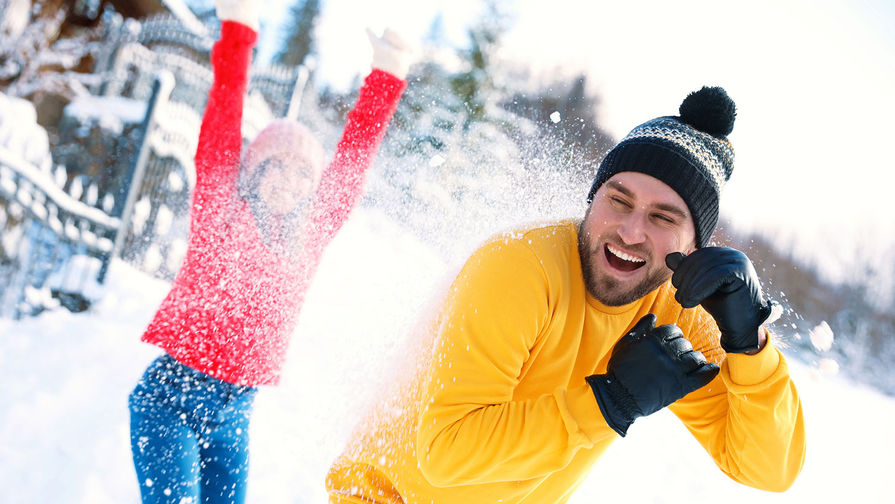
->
xmin=127 ymin=1 xmax=413 ymax=502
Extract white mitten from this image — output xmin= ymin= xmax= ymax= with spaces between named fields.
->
xmin=215 ymin=0 xmax=260 ymax=31
xmin=366 ymin=27 xmax=415 ymax=80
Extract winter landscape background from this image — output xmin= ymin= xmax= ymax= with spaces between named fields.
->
xmin=2 ymin=0 xmax=895 ymax=502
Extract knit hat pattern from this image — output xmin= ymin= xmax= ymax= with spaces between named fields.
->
xmin=587 ymin=86 xmax=737 ymax=248
xmin=240 ymin=119 xmax=325 ymax=190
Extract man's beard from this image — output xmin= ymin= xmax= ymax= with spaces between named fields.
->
xmin=577 ymin=224 xmax=671 ymax=307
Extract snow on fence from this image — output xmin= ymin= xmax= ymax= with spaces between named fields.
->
xmin=0 ymin=72 xmax=177 ymax=319
xmin=0 ymin=145 xmax=120 ymax=319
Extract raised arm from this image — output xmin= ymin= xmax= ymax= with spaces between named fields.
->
xmin=193 ymin=0 xmax=258 ymax=199
xmin=308 ymin=28 xmax=411 ymax=243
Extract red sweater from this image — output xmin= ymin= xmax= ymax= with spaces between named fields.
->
xmin=141 ymin=21 xmax=407 ymax=386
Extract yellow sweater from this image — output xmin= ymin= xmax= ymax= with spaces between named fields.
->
xmin=327 ymin=221 xmax=806 ymax=503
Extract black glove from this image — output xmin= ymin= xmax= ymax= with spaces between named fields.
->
xmin=586 ymin=314 xmax=719 ymax=437
xmin=666 ymin=247 xmax=773 ymax=353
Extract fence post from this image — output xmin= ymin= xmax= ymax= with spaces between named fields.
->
xmin=285 ymin=64 xmax=311 ymax=121
xmin=98 ymin=70 xmax=175 ymax=282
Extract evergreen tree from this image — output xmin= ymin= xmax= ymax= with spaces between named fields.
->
xmin=274 ymin=0 xmax=320 ymax=68
xmin=450 ymin=0 xmax=513 ymax=127
xmin=363 ymin=0 xmax=595 ymax=258
xmin=424 ymin=13 xmax=448 ymax=47
xmin=318 ymin=0 xmax=599 ymax=257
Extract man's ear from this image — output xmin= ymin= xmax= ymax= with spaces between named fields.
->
xmin=582 ymin=197 xmax=596 ymax=221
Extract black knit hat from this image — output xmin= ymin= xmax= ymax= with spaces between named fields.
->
xmin=586 ymin=86 xmax=737 ymax=248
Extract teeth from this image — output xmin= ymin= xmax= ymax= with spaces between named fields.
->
xmin=607 ymin=244 xmax=645 ymax=263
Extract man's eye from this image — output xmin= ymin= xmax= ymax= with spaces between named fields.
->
xmin=653 ymin=214 xmax=676 ymax=225
xmin=610 ymin=196 xmax=631 ymax=208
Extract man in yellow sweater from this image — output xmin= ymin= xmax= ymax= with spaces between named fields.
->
xmin=326 ymin=87 xmax=806 ymax=503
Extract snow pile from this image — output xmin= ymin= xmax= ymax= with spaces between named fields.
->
xmin=0 ymin=0 xmax=30 ymax=41
xmin=62 ymin=94 xmax=148 ymax=135
xmin=1 ymin=207 xmax=893 ymax=503
xmin=0 ymin=92 xmax=52 ymax=172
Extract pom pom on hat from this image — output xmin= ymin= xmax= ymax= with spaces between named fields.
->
xmin=678 ymin=86 xmax=737 ymax=138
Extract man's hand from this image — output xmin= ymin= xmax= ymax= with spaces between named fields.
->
xmin=666 ymin=247 xmax=774 ymax=354
xmin=215 ymin=0 xmax=259 ymax=31
xmin=586 ymin=314 xmax=719 ymax=437
xmin=366 ymin=28 xmax=415 ymax=79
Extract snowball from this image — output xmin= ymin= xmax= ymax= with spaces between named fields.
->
xmin=809 ymin=321 xmax=834 ymax=352
xmin=428 ymin=154 xmax=446 ymax=168
xmin=817 ymin=358 xmax=839 ymax=375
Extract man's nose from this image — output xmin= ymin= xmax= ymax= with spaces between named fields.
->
xmin=616 ymin=212 xmax=647 ymax=245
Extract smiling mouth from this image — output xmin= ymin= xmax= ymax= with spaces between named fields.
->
xmin=604 ymin=244 xmax=647 ymax=272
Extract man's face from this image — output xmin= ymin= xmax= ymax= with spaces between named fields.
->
xmin=254 ymin=156 xmax=321 ymax=216
xmin=578 ymin=171 xmax=697 ymax=306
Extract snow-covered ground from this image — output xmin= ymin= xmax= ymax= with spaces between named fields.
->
xmin=2 ymin=207 xmax=893 ymax=503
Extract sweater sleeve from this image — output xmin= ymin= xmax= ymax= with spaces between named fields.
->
xmin=307 ymin=69 xmax=406 ymax=244
xmin=669 ymin=309 xmax=807 ymax=492
xmin=415 ymin=238 xmax=618 ymax=487
xmin=192 ymin=21 xmax=257 ymax=213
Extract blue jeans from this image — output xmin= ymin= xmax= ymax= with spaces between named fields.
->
xmin=129 ymin=354 xmax=258 ymax=504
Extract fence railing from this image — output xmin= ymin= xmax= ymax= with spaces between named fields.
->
xmin=0 ymin=148 xmax=120 ymax=318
